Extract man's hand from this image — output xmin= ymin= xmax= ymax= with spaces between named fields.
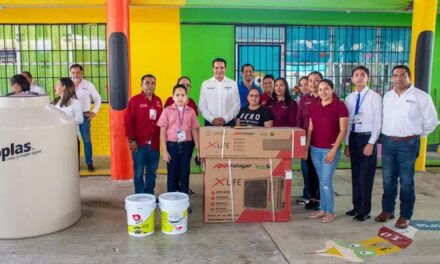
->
xmin=87 ymin=112 xmax=96 ymax=121
xmin=129 ymin=140 xmax=138 ymax=152
xmin=212 ymin=117 xmax=226 ymax=126
xmin=363 ymin=143 xmax=374 ymax=156
xmin=162 ymin=151 xmax=171 ymax=163
xmin=344 ymin=146 xmax=350 ymax=158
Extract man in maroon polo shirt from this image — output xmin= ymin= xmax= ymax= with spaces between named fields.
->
xmin=260 ymin=74 xmax=275 ymax=106
xmin=296 ymin=71 xmax=323 ymax=209
xmin=124 ymin=74 xmax=163 ymax=194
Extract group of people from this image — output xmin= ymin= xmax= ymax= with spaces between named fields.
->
xmin=7 ymin=64 xmax=102 ymax=172
xmin=7 ymin=58 xmax=438 ymax=228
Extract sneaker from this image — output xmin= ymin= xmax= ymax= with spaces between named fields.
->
xmin=296 ymin=199 xmax=309 ymax=205
xmin=87 ymin=164 xmax=95 ymax=172
xmin=188 ymin=189 xmax=197 ymax=198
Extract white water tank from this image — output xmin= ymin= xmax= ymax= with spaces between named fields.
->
xmin=0 ymin=96 xmax=81 ymax=239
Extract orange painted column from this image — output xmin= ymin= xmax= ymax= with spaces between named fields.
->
xmin=107 ymin=0 xmax=133 ymax=180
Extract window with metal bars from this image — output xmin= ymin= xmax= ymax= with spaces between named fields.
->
xmin=0 ymin=24 xmax=108 ymax=101
xmin=236 ymin=25 xmax=411 ymax=98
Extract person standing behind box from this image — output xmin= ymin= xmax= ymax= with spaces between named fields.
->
xmin=236 ymin=87 xmax=273 ymax=127
xmin=344 ymin=66 xmax=382 ymax=222
xmin=199 ymin=58 xmax=240 ymax=127
xmin=266 ymin=77 xmax=297 ymax=127
xmin=124 ymin=74 xmax=163 ymax=194
xmin=70 ymin=64 xmax=101 ymax=172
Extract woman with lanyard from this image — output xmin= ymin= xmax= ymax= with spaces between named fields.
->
xmin=306 ymin=79 xmax=348 ymax=223
xmin=158 ymin=84 xmax=200 ymax=199
xmin=164 ymin=76 xmax=199 ymax=197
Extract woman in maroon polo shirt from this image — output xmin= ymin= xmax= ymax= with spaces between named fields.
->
xmin=306 ymin=79 xmax=348 ymax=223
xmin=267 ymin=77 xmax=297 ymax=127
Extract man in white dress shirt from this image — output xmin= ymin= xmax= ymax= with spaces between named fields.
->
xmin=375 ymin=65 xmax=438 ymax=229
xmin=344 ymin=66 xmax=382 ymax=222
xmin=70 ymin=64 xmax=102 ymax=172
xmin=21 ymin=71 xmax=46 ymax=95
xmin=199 ymin=58 xmax=240 ymax=126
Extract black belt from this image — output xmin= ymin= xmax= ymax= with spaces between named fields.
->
xmin=385 ymin=135 xmax=419 ymax=142
xmin=167 ymin=141 xmax=192 ymax=146
xmin=351 ymin=132 xmax=371 ymax=135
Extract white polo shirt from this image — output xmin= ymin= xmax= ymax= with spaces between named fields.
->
xmin=198 ymin=76 xmax=240 ymax=123
xmin=30 ymin=84 xmax=46 ymax=95
xmin=382 ymin=85 xmax=438 ymax=137
xmin=74 ymin=79 xmax=102 ymax=114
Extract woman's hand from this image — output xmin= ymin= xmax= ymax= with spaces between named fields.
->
xmin=324 ymin=148 xmax=337 ymax=164
xmin=162 ymin=150 xmax=171 ymax=163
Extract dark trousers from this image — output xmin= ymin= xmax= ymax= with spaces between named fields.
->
xmin=306 ymin=149 xmax=320 ymax=200
xmin=204 ymin=119 xmax=235 ymax=127
xmin=349 ymin=132 xmax=377 ymax=215
xmin=166 ymin=141 xmax=193 ymax=194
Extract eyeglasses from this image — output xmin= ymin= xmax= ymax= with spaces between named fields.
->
xmin=249 ymin=94 xmax=260 ymax=98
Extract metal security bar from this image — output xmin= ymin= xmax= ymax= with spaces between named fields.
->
xmin=236 ymin=25 xmax=411 ymax=98
xmin=0 ymin=24 xmax=107 ymax=101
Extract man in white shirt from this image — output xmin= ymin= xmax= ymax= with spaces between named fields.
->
xmin=375 ymin=65 xmax=438 ymax=229
xmin=344 ymin=66 xmax=382 ymax=222
xmin=199 ymin=58 xmax=240 ymax=126
xmin=21 ymin=71 xmax=46 ymax=95
xmin=70 ymin=64 xmax=102 ymax=172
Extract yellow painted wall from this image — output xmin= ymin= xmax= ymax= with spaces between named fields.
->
xmin=1 ymin=6 xmax=182 ymax=156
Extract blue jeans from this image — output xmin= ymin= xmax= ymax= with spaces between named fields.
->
xmin=132 ymin=144 xmax=160 ymax=194
xmin=381 ymin=136 xmax=420 ymax=220
xmin=166 ymin=141 xmax=193 ymax=194
xmin=79 ymin=113 xmax=93 ymax=165
xmin=300 ymin=159 xmax=311 ymax=199
xmin=310 ymin=146 xmax=341 ymax=214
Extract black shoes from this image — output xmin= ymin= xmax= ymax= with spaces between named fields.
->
xmin=345 ymin=209 xmax=358 ymax=216
xmin=305 ymin=200 xmax=320 ymax=210
xmin=353 ymin=214 xmax=371 ymax=222
xmin=87 ymin=164 xmax=95 ymax=172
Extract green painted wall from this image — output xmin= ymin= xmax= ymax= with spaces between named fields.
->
xmin=180 ymin=9 xmax=439 ymax=144
xmin=428 ymin=21 xmax=440 ymax=145
xmin=180 ymin=24 xmax=235 ymax=123
xmin=181 ymin=8 xmax=412 ymax=26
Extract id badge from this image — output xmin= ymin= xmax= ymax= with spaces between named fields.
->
xmin=177 ymin=130 xmax=186 ymax=143
xmin=353 ymin=113 xmax=363 ymax=124
xmin=149 ymin=109 xmax=157 ymax=120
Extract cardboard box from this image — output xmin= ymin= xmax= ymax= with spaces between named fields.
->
xmin=199 ymin=127 xmax=306 ymax=159
xmin=203 ymin=158 xmax=292 ymax=223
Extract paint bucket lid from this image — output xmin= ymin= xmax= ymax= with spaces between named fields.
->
xmin=125 ymin=194 xmax=156 ymax=207
xmin=159 ymin=192 xmax=189 ymax=206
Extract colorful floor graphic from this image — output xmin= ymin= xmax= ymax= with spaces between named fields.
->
xmin=315 ymin=220 xmax=439 ymax=262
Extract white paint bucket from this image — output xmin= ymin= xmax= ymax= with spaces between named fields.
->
xmin=125 ymin=194 xmax=156 ymax=237
xmin=159 ymin=192 xmax=189 ymax=235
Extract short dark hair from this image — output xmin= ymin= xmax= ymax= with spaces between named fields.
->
xmin=141 ymin=74 xmax=156 ymax=82
xmin=10 ymin=74 xmax=30 ymax=92
xmin=308 ymin=71 xmax=323 ymax=80
xmin=69 ymin=64 xmax=83 ymax=71
xmin=263 ymin=74 xmax=275 ymax=81
xmin=298 ymin=76 xmax=308 ymax=84
xmin=272 ymin=77 xmax=292 ymax=105
xmin=241 ymin=63 xmax=254 ymax=72
xmin=21 ymin=71 xmax=32 ymax=79
xmin=212 ymin=58 xmax=227 ymax=68
xmin=392 ymin=64 xmax=411 ymax=78
xmin=176 ymin=76 xmax=191 ymax=85
xmin=173 ymin=84 xmax=187 ymax=94
xmin=351 ymin=65 xmax=370 ymax=77
xmin=318 ymin=79 xmax=335 ymax=89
